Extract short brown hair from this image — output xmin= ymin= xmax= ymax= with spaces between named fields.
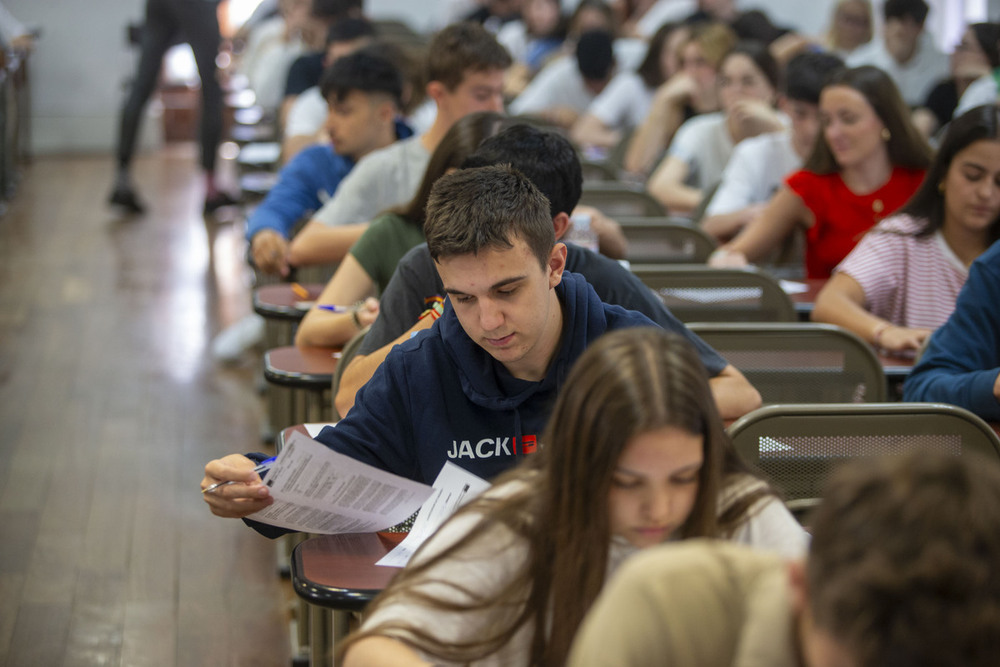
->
xmin=425 ymin=164 xmax=554 ymax=268
xmin=807 ymin=450 xmax=1000 ymax=666
xmin=426 ymin=21 xmax=512 ymax=91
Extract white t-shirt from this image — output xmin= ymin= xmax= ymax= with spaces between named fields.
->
xmin=283 ymin=86 xmax=327 ymax=139
xmin=834 ymin=213 xmax=969 ymax=330
xmin=846 ymin=32 xmax=949 ymax=107
xmin=509 ymin=55 xmax=594 ymax=116
xmin=313 ymin=135 xmax=430 ymax=227
xmin=587 ymin=71 xmax=654 ymax=132
xmin=706 ymin=130 xmax=802 ymax=216
xmin=954 ymin=73 xmax=999 ymax=119
xmin=240 ymin=17 xmax=307 ymax=112
xmin=509 ymin=40 xmax=647 ymax=117
xmin=497 ymin=20 xmax=530 ymax=64
xmin=666 ymin=112 xmax=735 ymax=190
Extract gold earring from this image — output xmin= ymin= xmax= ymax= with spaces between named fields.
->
xmin=938 ymin=181 xmax=945 ymax=194
xmin=881 ymin=128 xmax=891 ymax=141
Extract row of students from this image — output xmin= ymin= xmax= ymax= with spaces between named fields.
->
xmin=246 ymin=49 xmax=410 ymax=278
xmin=330 ymin=123 xmax=758 ymax=421
xmin=294 ymin=111 xmax=512 ymax=348
xmin=244 ymin=21 xmax=509 ymax=280
xmin=709 ymin=65 xmax=931 ymax=279
xmin=646 ymin=38 xmax=785 ymax=216
xmin=203 ymin=163 xmax=770 ymax=661
xmin=700 ymin=50 xmax=846 ymax=242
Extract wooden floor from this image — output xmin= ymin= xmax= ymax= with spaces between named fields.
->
xmin=0 ymin=145 xmax=292 ymax=666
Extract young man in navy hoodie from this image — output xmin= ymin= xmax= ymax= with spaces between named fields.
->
xmin=334 ymin=124 xmax=762 ymax=420
xmin=202 ymin=165 xmax=657 ymax=519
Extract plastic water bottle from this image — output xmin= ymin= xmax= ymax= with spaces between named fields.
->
xmin=567 ymin=213 xmax=599 ymax=252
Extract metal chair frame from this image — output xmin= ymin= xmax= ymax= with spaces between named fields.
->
xmin=630 ymin=264 xmax=796 ymax=322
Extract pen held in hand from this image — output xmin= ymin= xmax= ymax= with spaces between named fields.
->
xmin=202 ymin=457 xmax=276 ymax=494
xmin=317 ymin=304 xmax=351 ymax=313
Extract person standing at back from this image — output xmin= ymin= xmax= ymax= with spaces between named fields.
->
xmin=109 ymin=0 xmax=232 ymax=216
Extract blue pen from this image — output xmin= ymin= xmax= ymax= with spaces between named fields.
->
xmin=202 ymin=456 xmax=276 ymax=494
xmin=317 ymin=304 xmax=350 ymax=313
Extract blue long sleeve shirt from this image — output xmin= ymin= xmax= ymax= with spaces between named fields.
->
xmin=903 ymin=239 xmax=1000 ymax=420
xmin=244 ymin=120 xmax=413 ymax=242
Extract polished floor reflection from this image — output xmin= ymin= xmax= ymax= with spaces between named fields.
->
xmin=0 ymin=144 xmax=291 ymax=665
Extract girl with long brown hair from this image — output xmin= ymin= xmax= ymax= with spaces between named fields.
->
xmin=341 ymin=328 xmax=806 ymax=666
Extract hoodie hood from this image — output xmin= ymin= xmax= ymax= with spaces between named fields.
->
xmin=436 ymin=271 xmax=611 ymax=411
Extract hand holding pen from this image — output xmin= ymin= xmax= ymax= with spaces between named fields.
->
xmin=201 ymin=454 xmax=276 ymax=519
xmin=202 ymin=456 xmax=275 ymax=494
xmin=316 ymin=297 xmax=379 ymax=330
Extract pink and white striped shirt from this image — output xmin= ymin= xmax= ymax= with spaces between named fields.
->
xmin=835 ymin=214 xmax=969 ymax=330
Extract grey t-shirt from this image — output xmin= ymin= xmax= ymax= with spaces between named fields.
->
xmin=359 ymin=243 xmax=728 ymax=376
xmin=313 ymin=135 xmax=430 ymax=227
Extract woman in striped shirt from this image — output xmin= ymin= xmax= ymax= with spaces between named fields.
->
xmin=812 ymin=104 xmax=1000 ymax=356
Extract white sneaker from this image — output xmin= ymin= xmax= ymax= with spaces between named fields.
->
xmin=212 ymin=313 xmax=265 ymax=362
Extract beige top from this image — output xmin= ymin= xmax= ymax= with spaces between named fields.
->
xmin=567 ymin=540 xmax=801 ymax=667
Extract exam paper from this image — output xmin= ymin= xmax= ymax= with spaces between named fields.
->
xmin=376 ymin=462 xmax=491 ymax=567
xmin=779 ymin=280 xmax=808 ymax=295
xmin=247 ymin=431 xmax=433 ymax=534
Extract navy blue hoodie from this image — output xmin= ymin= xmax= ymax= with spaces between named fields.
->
xmin=314 ymin=271 xmax=656 ymax=483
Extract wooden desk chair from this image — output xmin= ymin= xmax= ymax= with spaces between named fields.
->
xmin=237 ymin=141 xmax=281 ymax=170
xmin=631 ymin=264 xmax=796 ymax=322
xmin=292 ymin=532 xmax=406 ymax=667
xmin=264 ymin=345 xmax=341 ymax=428
xmin=726 ymin=402 xmax=1000 ymax=521
xmin=616 ymin=216 xmax=716 ymax=264
xmin=253 ymin=282 xmax=323 ymax=349
xmin=580 ymin=158 xmax=619 ymax=183
xmin=689 ymin=322 xmax=887 ymax=404
xmin=578 ymin=182 xmax=667 ymax=217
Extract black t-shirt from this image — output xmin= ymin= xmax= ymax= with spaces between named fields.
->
xmin=923 ymin=79 xmax=958 ymax=130
xmin=283 ymin=52 xmax=324 ymax=98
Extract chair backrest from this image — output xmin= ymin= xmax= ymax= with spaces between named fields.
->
xmin=330 ymin=325 xmax=370 ymax=420
xmin=689 ymin=322 xmax=887 ymax=403
xmin=727 ymin=402 xmax=1000 ymax=517
xmin=578 ymin=182 xmax=667 ymax=217
xmin=630 ymin=263 xmax=796 ymax=322
xmin=616 ymin=216 xmax=716 ymax=264
xmin=579 ymin=158 xmax=619 ymax=183
xmin=688 ymin=180 xmax=720 ymax=223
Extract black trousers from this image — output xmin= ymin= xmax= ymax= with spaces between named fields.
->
xmin=117 ymin=0 xmax=223 ymax=172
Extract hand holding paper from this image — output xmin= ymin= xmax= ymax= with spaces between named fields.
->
xmin=247 ymin=431 xmax=434 ymax=534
